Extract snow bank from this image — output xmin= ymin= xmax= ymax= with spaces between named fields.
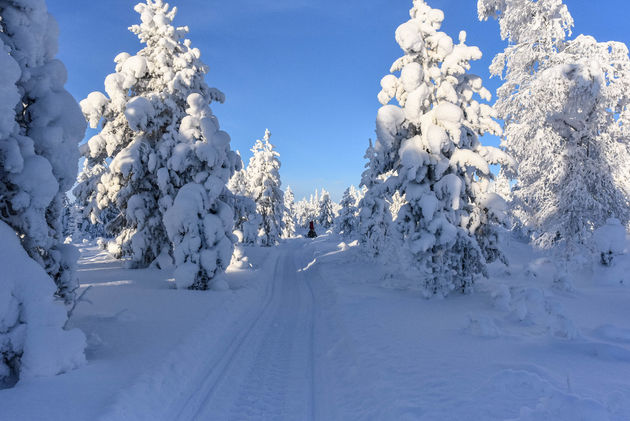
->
xmin=0 ymin=221 xmax=85 ymax=387
xmin=593 ymin=218 xmax=627 ymax=266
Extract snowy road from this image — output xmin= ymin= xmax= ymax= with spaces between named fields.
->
xmin=172 ymin=242 xmax=319 ymax=420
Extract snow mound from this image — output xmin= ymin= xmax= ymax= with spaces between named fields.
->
xmin=593 ymin=218 xmax=627 ymax=266
xmin=0 ymin=221 xmax=85 ymax=387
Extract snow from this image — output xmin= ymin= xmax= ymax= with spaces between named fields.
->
xmin=124 ymin=96 xmax=154 ymax=131
xmin=0 ymin=221 xmax=85 ymax=387
xmin=395 ymin=20 xmax=425 ymax=53
xmin=594 ymin=219 xmax=627 ymax=265
xmin=3 ymin=234 xmax=629 ymax=418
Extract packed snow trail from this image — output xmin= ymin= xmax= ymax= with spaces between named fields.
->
xmin=172 ymin=240 xmax=318 ymax=420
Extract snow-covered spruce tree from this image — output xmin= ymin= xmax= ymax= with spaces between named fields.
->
xmin=308 ymin=191 xmax=321 ymax=227
xmin=362 ymin=0 xmax=512 ymax=296
xmin=479 ymin=0 xmax=630 ymax=249
xmin=358 ymin=138 xmax=397 ymax=259
xmin=0 ymin=0 xmax=86 ymax=386
xmin=78 ymin=0 xmax=234 ymax=269
xmin=245 ymin=130 xmax=285 ymax=246
xmin=73 ymin=160 xmax=114 ymax=240
xmin=336 ymin=185 xmax=360 ymax=237
xmin=283 ymin=186 xmax=296 ymax=238
xmin=162 ymin=93 xmax=240 ymax=289
xmin=227 ymin=155 xmax=261 ymax=245
xmin=0 ymin=0 xmax=86 ymax=303
xmin=318 ymin=189 xmax=336 ymax=230
xmin=294 ymin=197 xmax=311 ymax=229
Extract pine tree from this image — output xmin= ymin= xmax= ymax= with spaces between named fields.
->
xmin=362 ymin=0 xmax=512 ymax=296
xmin=318 ymin=189 xmax=336 ymax=230
xmin=283 ymin=186 xmax=296 ymax=238
xmin=162 ymin=93 xmax=240 ymax=289
xmin=336 ymin=186 xmax=360 ymax=237
xmin=73 ymin=160 xmax=111 ymax=240
xmin=78 ymin=0 xmax=232 ymax=268
xmin=479 ymin=0 xmax=630 ymax=250
xmin=228 ymin=154 xmax=261 ymax=245
xmin=245 ymin=129 xmax=285 ymax=246
xmin=0 ymin=0 xmax=86 ymax=303
xmin=0 ymin=0 xmax=86 ymax=386
xmin=294 ymin=197 xmax=310 ymax=229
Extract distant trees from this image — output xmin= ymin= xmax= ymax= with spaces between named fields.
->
xmin=244 ymin=130 xmax=285 ymax=246
xmin=228 ymin=158 xmax=261 ymax=245
xmin=227 ymin=130 xmax=286 ymax=246
xmin=318 ymin=189 xmax=335 ymax=230
xmin=336 ymin=186 xmax=361 ymax=237
xmin=283 ymin=186 xmax=296 ymax=238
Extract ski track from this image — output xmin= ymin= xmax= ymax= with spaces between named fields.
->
xmin=175 ymin=242 xmax=318 ymax=421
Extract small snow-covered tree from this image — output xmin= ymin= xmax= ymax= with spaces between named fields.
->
xmin=228 ymin=154 xmax=260 ymax=245
xmin=479 ymin=0 xmax=630 ymax=250
xmin=294 ymin=198 xmax=311 ymax=229
xmin=73 ymin=160 xmax=113 ymax=240
xmin=283 ymin=186 xmax=296 ymax=238
xmin=318 ymin=189 xmax=336 ymax=230
xmin=0 ymin=0 xmax=86 ymax=303
xmin=245 ymin=129 xmax=285 ymax=246
xmin=78 ymin=0 xmax=231 ymax=268
xmin=336 ymin=185 xmax=360 ymax=237
xmin=362 ymin=0 xmax=512 ymax=296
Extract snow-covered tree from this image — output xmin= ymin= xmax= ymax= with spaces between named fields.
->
xmin=245 ymin=129 xmax=285 ymax=246
xmin=162 ymin=92 xmax=240 ymax=289
xmin=0 ymin=0 xmax=86 ymax=386
xmin=78 ymin=0 xmax=233 ymax=269
xmin=294 ymin=197 xmax=312 ymax=229
xmin=479 ymin=0 xmax=630 ymax=250
xmin=318 ymin=189 xmax=336 ymax=230
xmin=336 ymin=185 xmax=361 ymax=237
xmin=0 ymin=0 xmax=86 ymax=303
xmin=283 ymin=186 xmax=296 ymax=238
xmin=361 ymin=0 xmax=512 ymax=296
xmin=227 ymin=155 xmax=261 ymax=245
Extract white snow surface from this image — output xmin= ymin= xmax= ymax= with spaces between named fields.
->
xmin=1 ymin=234 xmax=630 ymax=419
xmin=0 ymin=221 xmax=85 ymax=385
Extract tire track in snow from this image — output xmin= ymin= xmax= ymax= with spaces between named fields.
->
xmin=171 ymin=253 xmax=283 ymax=420
xmin=176 ymin=241 xmax=318 ymax=420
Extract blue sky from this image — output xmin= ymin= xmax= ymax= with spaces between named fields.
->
xmin=49 ymin=0 xmax=630 ymax=201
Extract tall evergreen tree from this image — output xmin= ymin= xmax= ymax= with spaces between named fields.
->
xmin=318 ymin=189 xmax=336 ymax=230
xmin=361 ymin=0 xmax=512 ymax=296
xmin=283 ymin=186 xmax=296 ymax=238
xmin=162 ymin=92 xmax=240 ymax=290
xmin=227 ymin=153 xmax=261 ymax=245
xmin=245 ymin=129 xmax=285 ymax=246
xmin=0 ymin=0 xmax=86 ymax=386
xmin=77 ymin=0 xmax=235 ymax=268
xmin=336 ymin=186 xmax=360 ymax=237
xmin=0 ymin=0 xmax=86 ymax=303
xmin=479 ymin=0 xmax=630 ymax=250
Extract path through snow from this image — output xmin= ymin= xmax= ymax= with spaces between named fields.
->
xmin=173 ymin=245 xmax=317 ymax=420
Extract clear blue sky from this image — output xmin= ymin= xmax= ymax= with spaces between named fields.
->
xmin=49 ymin=0 xmax=630 ymax=201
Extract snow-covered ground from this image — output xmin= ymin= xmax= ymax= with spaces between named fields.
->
xmin=1 ymin=235 xmax=630 ymax=420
